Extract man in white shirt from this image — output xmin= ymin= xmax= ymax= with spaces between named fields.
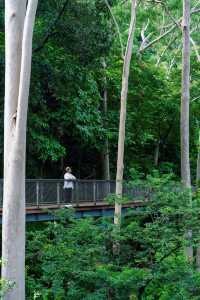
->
xmin=64 ymin=167 xmax=76 ymax=206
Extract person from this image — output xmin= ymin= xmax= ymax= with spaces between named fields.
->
xmin=63 ymin=166 xmax=76 ymax=207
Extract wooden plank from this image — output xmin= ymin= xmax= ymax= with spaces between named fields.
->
xmin=0 ymin=200 xmax=145 ymax=215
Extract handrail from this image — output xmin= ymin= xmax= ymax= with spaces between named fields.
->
xmin=0 ymin=180 xmax=187 ymax=209
xmin=0 ymin=179 xmax=151 ymax=208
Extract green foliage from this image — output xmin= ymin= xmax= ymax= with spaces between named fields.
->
xmin=0 ymin=260 xmax=15 ymax=298
xmin=26 ymin=176 xmax=200 ymax=299
xmin=0 ymin=0 xmax=200 ymax=179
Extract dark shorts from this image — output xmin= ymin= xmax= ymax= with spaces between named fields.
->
xmin=64 ymin=188 xmax=73 ymax=203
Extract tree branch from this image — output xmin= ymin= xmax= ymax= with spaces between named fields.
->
xmin=140 ymin=5 xmax=200 ymax=53
xmin=33 ymin=0 xmax=69 ymax=53
xmin=190 ymin=37 xmax=200 ymax=62
xmin=156 ymin=34 xmax=177 ymax=66
xmin=104 ymin=0 xmax=125 ymax=59
xmin=140 ymin=23 xmax=177 ymax=52
xmin=191 ymin=95 xmax=200 ymax=102
xmin=191 ymin=7 xmax=200 ymax=13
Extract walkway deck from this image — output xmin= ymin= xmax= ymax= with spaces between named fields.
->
xmin=0 ymin=179 xmax=149 ymax=221
xmin=0 ymin=201 xmax=145 ymax=222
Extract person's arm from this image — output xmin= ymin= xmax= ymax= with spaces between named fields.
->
xmin=64 ymin=173 xmax=70 ymax=180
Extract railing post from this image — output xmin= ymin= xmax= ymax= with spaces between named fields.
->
xmin=72 ymin=181 xmax=74 ymax=204
xmin=57 ymin=182 xmax=60 ymax=207
xmin=75 ymin=181 xmax=79 ymax=206
xmin=106 ymin=180 xmax=111 ymax=200
xmin=93 ymin=181 xmax=96 ymax=205
xmin=108 ymin=180 xmax=111 ymax=194
xmin=36 ymin=181 xmax=39 ymax=208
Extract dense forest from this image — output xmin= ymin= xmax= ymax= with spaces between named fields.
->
xmin=1 ymin=0 xmax=200 ymax=299
xmin=1 ymin=0 xmax=200 ymax=179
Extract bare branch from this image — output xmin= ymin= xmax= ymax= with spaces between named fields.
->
xmin=140 ymin=5 xmax=200 ymax=53
xmin=104 ymin=0 xmax=125 ymax=59
xmin=163 ymin=4 xmax=181 ymax=28
xmin=34 ymin=0 xmax=69 ymax=53
xmin=140 ymin=23 xmax=177 ymax=52
xmin=191 ymin=7 xmax=200 ymax=13
xmin=139 ymin=19 xmax=154 ymax=51
xmin=165 ymin=41 xmax=181 ymax=77
xmin=191 ymin=95 xmax=200 ymax=102
xmin=160 ymin=10 xmax=165 ymax=35
xmin=156 ymin=34 xmax=177 ymax=66
xmin=190 ymin=37 xmax=200 ymax=62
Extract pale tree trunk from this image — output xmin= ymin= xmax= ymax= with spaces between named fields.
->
xmin=2 ymin=1 xmax=38 ymax=299
xmin=154 ymin=140 xmax=160 ymax=167
xmin=196 ymin=130 xmax=200 ymax=270
xmin=115 ymin=0 xmax=137 ymax=225
xmin=196 ymin=248 xmax=200 ymax=272
xmin=196 ymin=150 xmax=200 ymax=185
xmin=102 ymin=58 xmax=110 ymax=181
xmin=181 ymin=0 xmax=193 ymax=263
xmin=196 ymin=130 xmax=200 ymax=186
xmin=102 ymin=139 xmax=110 ymax=180
xmin=181 ymin=0 xmax=191 ymax=189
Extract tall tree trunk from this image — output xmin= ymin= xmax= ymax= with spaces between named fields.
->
xmin=102 ymin=58 xmax=110 ymax=181
xmin=196 ymin=152 xmax=200 ymax=186
xmin=196 ymin=247 xmax=200 ymax=272
xmin=154 ymin=140 xmax=160 ymax=167
xmin=196 ymin=129 xmax=200 ymax=270
xmin=102 ymin=139 xmax=110 ymax=180
xmin=181 ymin=0 xmax=193 ymax=263
xmin=2 ymin=1 xmax=38 ymax=299
xmin=196 ymin=130 xmax=200 ymax=186
xmin=115 ymin=0 xmax=137 ymax=225
xmin=181 ymin=0 xmax=191 ymax=188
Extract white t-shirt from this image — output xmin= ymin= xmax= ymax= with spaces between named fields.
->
xmin=64 ymin=172 xmax=76 ymax=189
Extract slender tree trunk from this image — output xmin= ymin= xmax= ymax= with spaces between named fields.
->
xmin=2 ymin=1 xmax=38 ymax=299
xmin=154 ymin=140 xmax=160 ymax=167
xmin=181 ymin=0 xmax=193 ymax=263
xmin=196 ymin=130 xmax=200 ymax=186
xmin=102 ymin=58 xmax=110 ymax=181
xmin=102 ymin=140 xmax=110 ymax=180
xmin=196 ymin=248 xmax=200 ymax=272
xmin=181 ymin=0 xmax=191 ymax=188
xmin=196 ymin=151 xmax=200 ymax=186
xmin=115 ymin=0 xmax=137 ymax=225
xmin=196 ymin=129 xmax=200 ymax=270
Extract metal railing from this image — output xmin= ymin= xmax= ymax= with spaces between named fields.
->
xmin=0 ymin=179 xmax=150 ymax=208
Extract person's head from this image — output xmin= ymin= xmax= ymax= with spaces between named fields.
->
xmin=65 ymin=166 xmax=72 ymax=173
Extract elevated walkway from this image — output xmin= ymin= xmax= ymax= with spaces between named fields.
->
xmin=0 ymin=179 xmax=149 ymax=222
